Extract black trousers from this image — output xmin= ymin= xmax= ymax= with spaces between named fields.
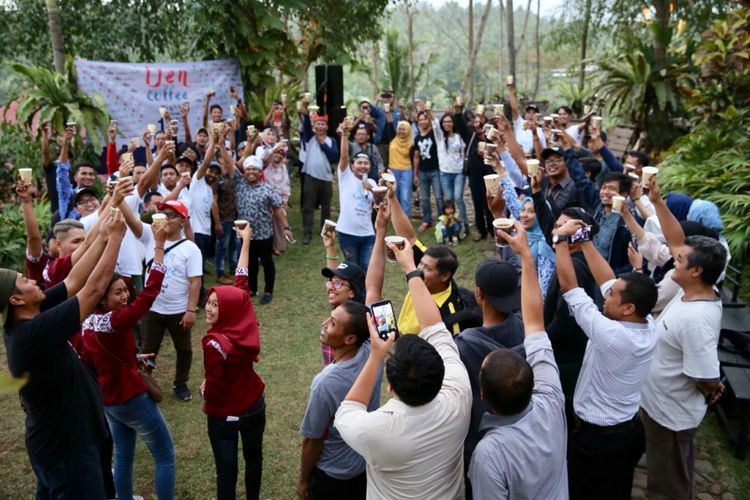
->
xmin=308 ymin=468 xmax=366 ymax=500
xmin=468 ymin=173 xmax=494 ymax=237
xmin=301 ymin=174 xmax=332 ymax=238
xmin=569 ymin=415 xmax=645 ymax=500
xmin=249 ymin=237 xmax=275 ymax=294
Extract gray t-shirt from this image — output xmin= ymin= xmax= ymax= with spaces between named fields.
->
xmin=299 ymin=341 xmax=382 ymax=479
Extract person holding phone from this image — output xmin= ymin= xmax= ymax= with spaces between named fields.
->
xmin=335 ymin=240 xmax=471 ymax=499
xmin=81 ymin=223 xmax=175 ymax=500
xmin=201 ymin=224 xmax=266 ymax=500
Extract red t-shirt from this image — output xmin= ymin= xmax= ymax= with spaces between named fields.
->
xmin=26 ymin=252 xmax=49 ymax=287
xmin=43 ymin=254 xmax=74 ymax=290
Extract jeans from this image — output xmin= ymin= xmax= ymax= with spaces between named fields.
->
xmin=215 ymin=221 xmax=239 ymax=276
xmin=207 ymin=397 xmax=266 ymax=500
xmin=308 ymin=468 xmax=366 ymax=500
xmin=390 ymin=169 xmax=413 ymax=217
xmin=418 ymin=169 xmax=443 ymax=223
xmin=439 ymin=172 xmax=467 ymax=223
xmin=337 ymin=232 xmax=376 ymax=271
xmin=105 ymin=392 xmax=175 ymax=500
xmin=30 ymin=443 xmax=104 ymax=500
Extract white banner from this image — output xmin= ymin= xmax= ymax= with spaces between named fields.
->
xmin=74 ymin=59 xmax=244 ymax=145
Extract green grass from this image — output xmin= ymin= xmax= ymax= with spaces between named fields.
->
xmin=0 ymin=176 xmax=746 ymax=499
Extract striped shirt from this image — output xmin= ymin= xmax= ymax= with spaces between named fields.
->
xmin=564 ymin=279 xmax=657 ymax=426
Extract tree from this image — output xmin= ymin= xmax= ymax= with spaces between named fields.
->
xmin=460 ymin=0 xmax=494 ymax=102
xmin=505 ymin=0 xmax=517 ymax=78
xmin=44 ymin=0 xmax=65 ymax=73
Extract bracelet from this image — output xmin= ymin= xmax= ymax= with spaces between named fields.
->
xmin=327 ymin=255 xmax=341 ymax=260
xmin=284 ymin=226 xmax=292 ymax=230
xmin=633 ymin=267 xmax=643 ymax=272
xmin=187 ymin=309 xmax=197 ymax=313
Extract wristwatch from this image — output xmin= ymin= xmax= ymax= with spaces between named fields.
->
xmin=283 ymin=226 xmax=291 ymax=230
xmin=552 ymin=234 xmax=569 ymax=246
xmin=405 ymin=269 xmax=425 ymax=282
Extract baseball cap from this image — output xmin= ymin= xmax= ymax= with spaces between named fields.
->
xmin=242 ymin=156 xmax=263 ymax=171
xmin=207 ymin=161 xmax=223 ymax=171
xmin=475 ymin=259 xmax=520 ymax=314
xmin=175 ymin=156 xmax=194 ymax=168
xmin=352 ymin=152 xmax=372 ymax=163
xmin=156 ymin=200 xmax=189 ymax=219
xmin=525 ymin=104 xmax=540 ymax=112
xmin=321 ymin=262 xmax=366 ymax=304
xmin=197 ymin=127 xmax=209 ymax=135
xmin=0 ymin=268 xmax=18 ymax=324
xmin=72 ymin=187 xmax=98 ymax=205
xmin=312 ymin=113 xmax=329 ymax=123
xmin=542 ymin=146 xmax=564 ymax=160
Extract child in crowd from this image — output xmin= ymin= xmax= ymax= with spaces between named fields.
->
xmin=435 ymin=201 xmax=462 ymax=245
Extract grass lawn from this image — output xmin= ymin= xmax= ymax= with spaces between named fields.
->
xmin=0 ymin=176 xmax=747 ymax=499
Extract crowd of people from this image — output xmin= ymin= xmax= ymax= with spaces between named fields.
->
xmin=0 ymin=77 xmax=733 ymax=500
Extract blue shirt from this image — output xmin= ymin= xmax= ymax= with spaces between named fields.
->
xmin=370 ymin=105 xmax=400 ymax=144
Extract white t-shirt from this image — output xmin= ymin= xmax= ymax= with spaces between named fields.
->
xmin=336 ymin=166 xmax=376 ymax=237
xmin=566 ymin=123 xmax=582 ymax=144
xmin=141 ymin=225 xmax=203 ymax=315
xmin=640 ymin=290 xmax=722 ymax=431
xmin=189 ymin=174 xmax=214 ymax=236
xmin=513 ymin=116 xmax=547 ymax=154
xmin=335 ymin=323 xmax=471 ymax=500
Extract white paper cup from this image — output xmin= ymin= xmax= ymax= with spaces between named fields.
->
xmin=493 ymin=218 xmax=514 ymax=247
xmin=147 ymin=123 xmax=157 ymax=134
xmin=181 ymin=171 xmax=191 ymax=179
xmin=151 ymin=213 xmax=166 ymax=227
xmin=478 ymin=141 xmax=487 ymax=154
xmin=591 ymin=116 xmax=603 ymax=128
xmin=425 ymin=100 xmax=432 ymax=111
xmin=384 ymin=103 xmax=391 ymax=112
xmin=642 ymin=166 xmax=659 ymax=185
xmin=624 ymin=163 xmax=637 ymax=172
xmin=611 ymin=195 xmax=626 ymax=213
xmin=505 ymin=75 xmax=514 ymax=86
xmin=484 ymin=174 xmax=500 ymax=197
xmin=372 ymin=186 xmax=388 ymax=205
xmin=234 ymin=219 xmax=248 ymax=230
xmin=118 ymin=176 xmax=132 ymax=185
xmin=18 ymin=168 xmax=33 ymax=183
xmin=543 ymin=116 xmax=553 ymax=126
xmin=321 ymin=219 xmax=337 ymax=238
xmin=384 ymin=236 xmax=406 ymax=262
xmin=494 ymin=104 xmax=504 ymax=115
xmin=526 ymin=159 xmax=540 ymax=177
xmin=381 ymin=173 xmax=395 ymax=184
xmin=476 ymin=104 xmax=485 ymax=115
xmin=158 ymin=107 xmax=167 ymax=118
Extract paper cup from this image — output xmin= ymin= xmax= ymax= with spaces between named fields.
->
xmin=303 ymin=92 xmax=312 ymax=101
xmin=455 ymin=96 xmax=463 ymax=105
xmin=425 ymin=100 xmax=432 ymax=111
xmin=18 ymin=168 xmax=33 ymax=183
xmin=110 ymin=207 xmax=120 ymax=218
xmin=611 ymin=195 xmax=626 ymax=213
xmin=151 ymin=213 xmax=166 ymax=227
xmin=234 ymin=219 xmax=248 ymax=230
xmin=121 ymin=152 xmax=133 ymax=164
xmin=321 ymin=219 xmax=337 ymax=238
xmin=484 ymin=174 xmax=500 ymax=197
xmin=642 ymin=166 xmax=659 ymax=185
xmin=526 ymin=159 xmax=540 ymax=177
xmin=493 ymin=218 xmax=514 ymax=248
xmin=591 ymin=116 xmax=603 ymax=128
xmin=381 ymin=173 xmax=395 ymax=184
xmin=624 ymin=163 xmax=637 ymax=172
xmin=147 ymin=123 xmax=157 ymax=134
xmin=385 ymin=236 xmax=406 ymax=262
xmin=543 ymin=116 xmax=553 ymax=126
xmin=158 ymin=107 xmax=167 ymax=118
xmin=494 ymin=104 xmax=504 ymax=115
xmin=477 ymin=141 xmax=487 ymax=154
xmin=476 ymin=104 xmax=485 ymax=115
xmin=66 ymin=122 xmax=77 ymax=134
xmin=309 ymin=105 xmax=320 ymax=113
xmin=384 ymin=103 xmax=391 ymax=112
xmin=505 ymin=75 xmax=514 ymax=86
xmin=181 ymin=171 xmax=191 ymax=180
xmin=118 ymin=176 xmax=132 ymax=185
xmin=628 ymin=172 xmax=640 ymax=181
xmin=372 ymin=186 xmax=388 ymax=206
xmin=551 ymin=113 xmax=560 ymax=120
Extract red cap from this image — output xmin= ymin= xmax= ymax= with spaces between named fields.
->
xmin=312 ymin=113 xmax=329 ymax=123
xmin=156 ymin=200 xmax=189 ymax=219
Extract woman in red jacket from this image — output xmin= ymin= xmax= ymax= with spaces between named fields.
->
xmin=201 ymin=224 xmax=265 ymax=500
xmin=81 ymin=225 xmax=175 ymax=500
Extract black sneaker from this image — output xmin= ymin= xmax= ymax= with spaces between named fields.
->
xmin=173 ymin=384 xmax=192 ymax=401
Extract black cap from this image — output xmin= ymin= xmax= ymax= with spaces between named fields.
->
xmin=176 ymin=156 xmax=194 ymax=168
xmin=475 ymin=259 xmax=520 ymax=313
xmin=525 ymin=103 xmax=540 ymax=112
xmin=352 ymin=152 xmax=372 ymax=163
xmin=207 ymin=161 xmax=223 ymax=171
xmin=72 ymin=187 xmax=98 ymax=205
xmin=542 ymin=146 xmax=564 ymax=159
xmin=321 ymin=262 xmax=366 ymax=304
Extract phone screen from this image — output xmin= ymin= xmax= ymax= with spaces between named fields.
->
xmin=369 ymin=300 xmax=400 ymax=341
xmin=570 ymin=225 xmax=592 ymax=244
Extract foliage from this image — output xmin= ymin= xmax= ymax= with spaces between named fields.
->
xmin=245 ymin=83 xmax=301 ymax=126
xmin=0 ymin=123 xmax=42 ymax=196
xmin=554 ymin=82 xmax=595 ymax=115
xmin=0 ymin=200 xmax=51 ymax=270
xmin=660 ymin=7 xmax=750 ymax=262
xmin=5 ymin=57 xmax=110 ymax=149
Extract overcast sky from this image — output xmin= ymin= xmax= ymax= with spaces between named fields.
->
xmin=420 ymin=0 xmax=566 ymax=17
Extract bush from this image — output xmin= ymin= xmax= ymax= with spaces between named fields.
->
xmin=0 ymin=200 xmax=51 ymax=270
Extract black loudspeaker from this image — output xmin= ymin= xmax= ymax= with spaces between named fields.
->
xmin=314 ymin=65 xmax=345 ymax=138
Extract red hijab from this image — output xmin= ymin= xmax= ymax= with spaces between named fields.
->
xmin=206 ymin=286 xmax=260 ymax=361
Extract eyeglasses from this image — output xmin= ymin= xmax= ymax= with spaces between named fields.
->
xmin=545 ymin=157 xmax=564 ymax=164
xmin=76 ymin=197 xmax=98 ymax=207
xmin=325 ymin=279 xmax=350 ymax=291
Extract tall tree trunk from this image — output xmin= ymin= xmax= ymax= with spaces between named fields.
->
xmin=461 ymin=0 xmax=474 ymax=99
xmin=516 ymin=0 xmax=533 ymax=54
xmin=407 ymin=4 xmax=415 ymax=102
xmin=506 ymin=0 xmax=516 ymax=79
xmin=45 ymin=0 xmax=65 ymax=73
xmin=578 ymin=0 xmax=592 ymax=91
xmin=498 ymin=0 xmax=505 ymax=98
xmin=370 ymin=41 xmax=380 ymax=97
xmin=461 ymin=0 xmax=493 ymax=103
xmin=533 ymin=0 xmax=540 ymax=98
xmin=651 ymin=0 xmax=670 ymax=66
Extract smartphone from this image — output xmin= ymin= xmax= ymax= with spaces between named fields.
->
xmin=369 ymin=300 xmax=400 ymax=341
xmin=570 ymin=225 xmax=592 ymax=244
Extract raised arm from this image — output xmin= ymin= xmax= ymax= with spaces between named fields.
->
xmin=338 ymin=123 xmax=351 ymax=172
xmin=580 ymin=240 xmax=617 ymax=286
xmin=365 ymin=203 xmax=390 ymax=305
xmin=649 ymin=178 xmax=686 ymax=253
xmin=391 ymin=242 xmax=442 ymax=329
xmin=137 ymin=142 xmax=174 ymax=197
xmin=506 ymin=79 xmax=520 ymax=121
xmin=385 ymin=174 xmax=417 ymax=244
xmin=180 ymin=102 xmax=193 ymax=145
xmin=553 ymin=219 xmax=587 ymax=293
xmin=202 ymin=91 xmax=213 ymax=129
xmin=16 ymin=180 xmax=43 ymax=258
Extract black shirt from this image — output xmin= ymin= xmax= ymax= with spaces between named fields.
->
xmin=412 ymin=129 xmax=439 ymax=172
xmin=3 ymin=283 xmax=107 ymax=460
